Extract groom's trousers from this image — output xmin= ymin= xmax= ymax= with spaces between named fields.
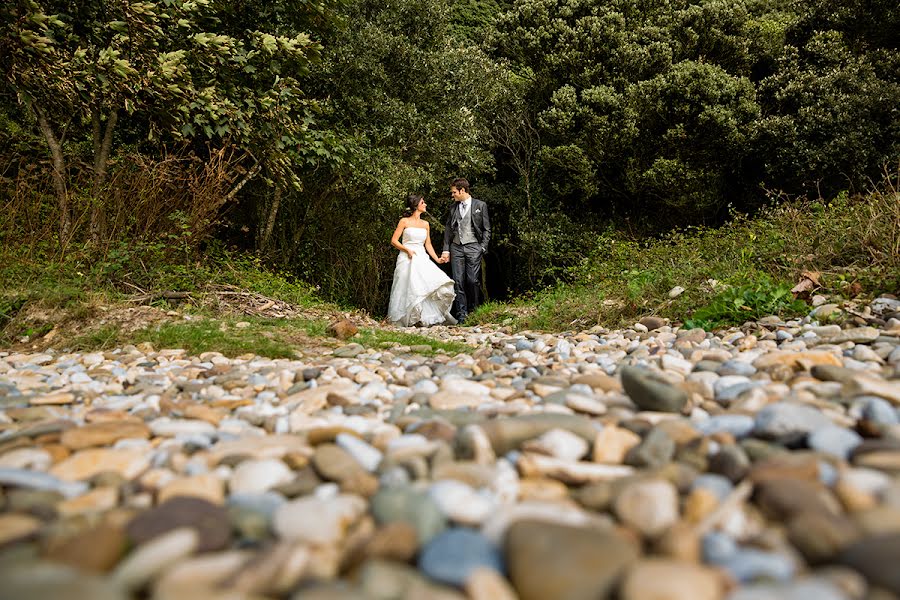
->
xmin=450 ymin=241 xmax=483 ymax=321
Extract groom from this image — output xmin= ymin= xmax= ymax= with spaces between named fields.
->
xmin=440 ymin=178 xmax=490 ymax=324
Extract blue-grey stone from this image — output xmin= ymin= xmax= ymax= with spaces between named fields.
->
xmin=522 ymin=368 xmax=540 ymax=380
xmin=542 ymin=391 xmax=571 ymax=406
xmin=693 ymin=360 xmax=722 ymax=373
xmin=180 ymin=434 xmax=213 ymax=452
xmin=372 ymin=486 xmax=447 ymax=544
xmin=696 ymin=415 xmax=756 ymax=438
xmin=716 ymin=382 xmax=762 ymax=404
xmin=624 ymin=428 xmax=675 ymax=468
xmin=889 ymin=346 xmax=900 ymax=364
xmin=702 ymin=531 xmax=738 ymax=564
xmin=754 ymin=402 xmax=833 ymax=438
xmin=818 ymin=460 xmax=839 ymax=486
xmin=215 ymin=431 xmax=241 ymax=443
xmin=718 ymin=360 xmax=757 ymax=377
xmin=418 ymin=528 xmax=503 ymax=586
xmin=515 ymin=339 xmax=534 ymax=351
xmin=413 ymin=380 xmax=439 ymax=395
xmin=776 ymin=330 xmax=794 ymax=342
xmin=0 ymin=383 xmax=22 ymax=396
xmin=727 ymin=580 xmax=849 ymax=600
xmin=0 ymin=468 xmax=88 ymax=499
xmin=620 ymin=366 xmax=688 ymax=413
xmin=379 ymin=466 xmax=411 ymax=488
xmin=256 ymin=391 xmax=277 ymax=403
xmin=808 ymin=426 xmax=863 ymax=460
xmin=692 ymin=474 xmax=734 ymax=500
xmin=858 ymin=396 xmax=900 ymax=425
xmin=872 ymin=297 xmax=900 ymax=314
xmin=723 ymin=549 xmax=794 ymax=583
xmin=568 ymin=383 xmax=594 ymax=397
xmin=228 ymin=491 xmax=286 ymax=517
xmin=248 ymin=374 xmax=269 ymax=387
xmin=433 ymin=366 xmax=474 ymax=378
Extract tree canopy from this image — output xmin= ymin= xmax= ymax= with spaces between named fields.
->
xmin=2 ymin=0 xmax=897 ymax=311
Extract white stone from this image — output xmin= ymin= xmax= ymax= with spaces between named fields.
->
xmin=565 ymin=394 xmax=607 ymax=415
xmin=153 ymin=550 xmax=252 ymax=597
xmin=335 ymin=433 xmax=382 ymax=472
xmin=0 ymin=448 xmax=52 ymax=471
xmin=113 ymin=527 xmax=199 ymax=590
xmin=840 ymin=468 xmax=893 ymax=495
xmin=521 ymin=428 xmax=589 ymax=461
xmin=480 ymin=501 xmax=609 ymax=546
xmin=429 ymin=479 xmax=496 ymax=526
xmin=149 ymin=417 xmax=216 ymax=437
xmin=229 ymin=458 xmax=294 ymax=495
xmin=272 ymin=494 xmax=366 ymax=544
xmin=660 ymin=353 xmax=693 ymax=377
xmin=517 ymin=453 xmax=634 ymax=484
xmin=614 ymin=479 xmax=679 ymax=537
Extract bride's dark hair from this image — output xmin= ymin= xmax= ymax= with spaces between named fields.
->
xmin=402 ymin=194 xmax=425 ymax=218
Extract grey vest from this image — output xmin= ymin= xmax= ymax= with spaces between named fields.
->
xmin=453 ymin=203 xmax=477 ymax=245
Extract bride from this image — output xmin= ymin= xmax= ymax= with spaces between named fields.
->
xmin=387 ymin=194 xmax=457 ymax=326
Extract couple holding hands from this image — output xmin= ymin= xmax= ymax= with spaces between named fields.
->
xmin=387 ymin=178 xmax=490 ymax=327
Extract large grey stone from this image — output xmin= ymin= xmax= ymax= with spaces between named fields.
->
xmin=620 ymin=367 xmax=687 ymax=413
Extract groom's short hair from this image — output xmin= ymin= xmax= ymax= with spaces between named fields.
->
xmin=451 ymin=177 xmax=470 ymax=192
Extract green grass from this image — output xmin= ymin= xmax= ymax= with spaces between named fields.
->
xmin=470 ymin=177 xmax=900 ymax=331
xmin=61 ymin=316 xmax=475 ymax=358
xmin=353 ymin=328 xmax=474 ymax=355
xmin=64 ymin=318 xmax=315 ymax=358
xmin=0 ymin=240 xmax=335 ymax=348
xmin=0 ymin=241 xmax=324 ymax=315
xmin=130 ymin=319 xmax=299 ymax=358
xmin=1 ymin=237 xmax=478 ymax=356
xmin=69 ymin=325 xmax=123 ymax=352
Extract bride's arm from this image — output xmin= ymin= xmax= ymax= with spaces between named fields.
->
xmin=424 ymin=223 xmax=440 ymax=262
xmin=391 ymin=219 xmax=414 ymax=258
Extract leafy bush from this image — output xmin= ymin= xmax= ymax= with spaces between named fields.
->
xmin=471 ymin=171 xmax=900 ymax=331
xmin=684 ymin=282 xmax=808 ymax=330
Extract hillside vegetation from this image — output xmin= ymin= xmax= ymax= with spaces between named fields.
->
xmin=473 ymin=171 xmax=900 ymax=331
xmin=0 ymin=0 xmax=900 ymax=327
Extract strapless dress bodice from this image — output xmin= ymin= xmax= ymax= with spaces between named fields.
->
xmin=402 ymin=227 xmax=427 ymax=245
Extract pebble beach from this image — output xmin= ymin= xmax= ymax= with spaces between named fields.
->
xmin=1 ymin=296 xmax=900 ymax=600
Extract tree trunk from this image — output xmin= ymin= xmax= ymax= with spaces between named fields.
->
xmin=32 ymin=104 xmax=70 ymax=242
xmin=223 ymin=161 xmax=262 ymax=206
xmin=259 ymin=186 xmax=282 ymax=251
xmin=90 ymin=109 xmax=118 ymax=243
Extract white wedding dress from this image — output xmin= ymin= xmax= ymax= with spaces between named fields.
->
xmin=387 ymin=227 xmax=457 ymax=326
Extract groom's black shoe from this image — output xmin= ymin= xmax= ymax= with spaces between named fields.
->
xmin=456 ymin=314 xmax=467 ymax=326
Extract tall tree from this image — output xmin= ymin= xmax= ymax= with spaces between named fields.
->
xmin=1 ymin=0 xmax=332 ymax=243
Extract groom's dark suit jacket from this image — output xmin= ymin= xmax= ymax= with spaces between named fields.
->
xmin=442 ymin=198 xmax=491 ymax=255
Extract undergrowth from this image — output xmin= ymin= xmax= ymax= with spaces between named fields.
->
xmin=0 ymin=240 xmax=328 ymax=348
xmin=472 ymin=171 xmax=900 ymax=331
